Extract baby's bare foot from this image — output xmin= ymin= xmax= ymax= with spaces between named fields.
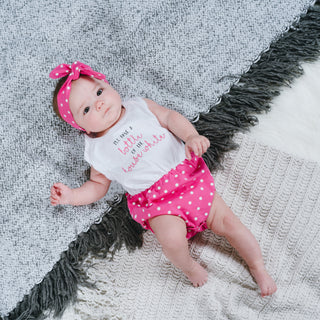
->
xmin=250 ymin=265 xmax=277 ymax=297
xmin=184 ymin=261 xmax=208 ymax=287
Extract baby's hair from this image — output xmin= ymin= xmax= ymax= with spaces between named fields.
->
xmin=52 ymin=75 xmax=68 ymax=120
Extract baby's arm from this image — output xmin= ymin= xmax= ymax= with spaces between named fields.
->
xmin=144 ymin=98 xmax=210 ymax=159
xmin=50 ymin=166 xmax=111 ymax=206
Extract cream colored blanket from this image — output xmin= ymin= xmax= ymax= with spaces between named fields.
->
xmin=54 ymin=134 xmax=320 ymax=319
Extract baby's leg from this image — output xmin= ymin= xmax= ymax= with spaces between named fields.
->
xmin=149 ymin=215 xmax=207 ymax=287
xmin=206 ymin=193 xmax=277 ymax=297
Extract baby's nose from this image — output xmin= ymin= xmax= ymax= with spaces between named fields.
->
xmin=95 ymin=100 xmax=103 ymax=110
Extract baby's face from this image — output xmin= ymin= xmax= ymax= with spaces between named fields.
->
xmin=69 ymin=76 xmax=123 ymax=136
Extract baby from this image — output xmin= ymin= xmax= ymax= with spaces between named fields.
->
xmin=50 ymin=61 xmax=277 ymax=296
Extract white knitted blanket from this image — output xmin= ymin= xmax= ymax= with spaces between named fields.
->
xmin=54 ymin=134 xmax=320 ymax=320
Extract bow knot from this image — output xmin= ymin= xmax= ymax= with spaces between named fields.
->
xmin=49 ymin=61 xmax=105 ymax=82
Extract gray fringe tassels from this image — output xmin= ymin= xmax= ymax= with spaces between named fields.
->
xmin=198 ymin=1 xmax=320 ymax=171
xmin=4 ymin=197 xmax=144 ymax=320
xmin=4 ymin=1 xmax=320 ymax=319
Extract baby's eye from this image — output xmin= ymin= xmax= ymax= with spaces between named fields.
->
xmin=97 ymin=89 xmax=103 ymax=96
xmin=84 ymin=106 xmax=90 ymax=115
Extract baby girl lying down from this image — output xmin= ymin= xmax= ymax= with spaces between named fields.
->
xmin=50 ymin=61 xmax=277 ymax=297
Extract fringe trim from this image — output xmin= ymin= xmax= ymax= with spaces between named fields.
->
xmin=4 ymin=197 xmax=144 ymax=320
xmin=4 ymin=1 xmax=320 ymax=319
xmin=197 ymin=0 xmax=320 ymax=171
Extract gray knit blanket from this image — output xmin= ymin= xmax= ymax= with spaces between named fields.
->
xmin=53 ymin=134 xmax=320 ymax=320
xmin=0 ymin=0 xmax=316 ymax=317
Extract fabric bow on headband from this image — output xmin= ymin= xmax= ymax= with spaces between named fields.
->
xmin=49 ymin=61 xmax=108 ymax=131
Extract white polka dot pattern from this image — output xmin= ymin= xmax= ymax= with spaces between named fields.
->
xmin=127 ymin=155 xmax=216 ymax=239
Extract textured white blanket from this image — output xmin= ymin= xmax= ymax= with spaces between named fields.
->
xmin=53 ymin=134 xmax=320 ymax=319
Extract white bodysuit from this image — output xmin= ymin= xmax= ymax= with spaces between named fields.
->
xmin=84 ymin=97 xmax=186 ymax=195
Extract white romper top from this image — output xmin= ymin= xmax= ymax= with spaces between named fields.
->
xmin=84 ymin=97 xmax=186 ymax=195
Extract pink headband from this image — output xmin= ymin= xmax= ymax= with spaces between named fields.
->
xmin=49 ymin=61 xmax=108 ymax=131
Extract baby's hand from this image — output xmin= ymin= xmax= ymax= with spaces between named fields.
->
xmin=185 ymin=134 xmax=210 ymax=160
xmin=50 ymin=183 xmax=74 ymax=206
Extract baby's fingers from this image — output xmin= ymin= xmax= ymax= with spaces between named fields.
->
xmin=193 ymin=143 xmax=202 ymax=157
xmin=50 ymin=183 xmax=64 ymax=205
xmin=50 ymin=199 xmax=58 ymax=206
xmin=185 ymin=146 xmax=192 ymax=160
xmin=185 ymin=135 xmax=210 ymax=159
xmin=201 ymin=138 xmax=210 ymax=154
xmin=52 ymin=182 xmax=64 ymax=189
xmin=193 ymin=140 xmax=208 ymax=157
xmin=50 ymin=194 xmax=59 ymax=206
xmin=50 ymin=187 xmax=57 ymax=197
xmin=186 ymin=142 xmax=200 ymax=159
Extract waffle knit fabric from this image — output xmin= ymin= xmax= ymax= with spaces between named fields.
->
xmin=54 ymin=134 xmax=320 ymax=320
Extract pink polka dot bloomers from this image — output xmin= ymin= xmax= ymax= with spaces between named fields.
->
xmin=126 ymin=155 xmax=216 ymax=239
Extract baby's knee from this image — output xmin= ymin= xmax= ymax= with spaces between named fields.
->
xmin=157 ymin=228 xmax=187 ymax=251
xmin=215 ymin=213 xmax=238 ymax=235
xmin=208 ymin=202 xmax=238 ymax=236
xmin=150 ymin=215 xmax=187 ymax=249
